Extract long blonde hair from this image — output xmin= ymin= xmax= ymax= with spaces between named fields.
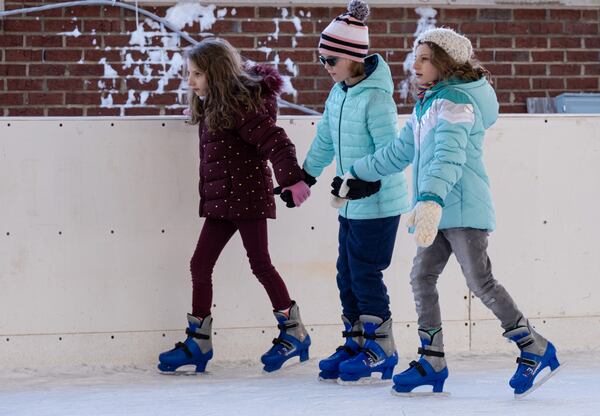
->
xmin=186 ymin=38 xmax=264 ymax=131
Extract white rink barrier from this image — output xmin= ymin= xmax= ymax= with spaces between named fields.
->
xmin=1 ymin=115 xmax=599 ymax=368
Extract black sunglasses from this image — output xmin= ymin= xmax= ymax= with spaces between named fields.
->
xmin=319 ymin=55 xmax=339 ymax=67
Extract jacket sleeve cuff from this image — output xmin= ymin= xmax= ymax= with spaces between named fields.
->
xmin=349 ymin=166 xmax=359 ymax=179
xmin=301 ymin=169 xmax=317 ymax=187
xmin=417 ymin=193 xmax=444 ymax=207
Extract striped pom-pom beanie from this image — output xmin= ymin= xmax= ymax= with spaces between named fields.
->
xmin=318 ymin=0 xmax=370 ymax=63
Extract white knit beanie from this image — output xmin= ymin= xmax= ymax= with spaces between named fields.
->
xmin=318 ymin=0 xmax=370 ymax=62
xmin=414 ymin=27 xmax=473 ymax=64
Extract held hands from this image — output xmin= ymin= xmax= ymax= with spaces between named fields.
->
xmin=273 ymin=170 xmax=316 ymax=208
xmin=280 ymin=181 xmax=311 ymax=207
xmin=405 ymin=201 xmax=443 ymax=248
xmin=330 ymin=171 xmax=382 ymax=208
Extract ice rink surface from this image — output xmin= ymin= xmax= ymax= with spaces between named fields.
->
xmin=1 ymin=351 xmax=598 ymax=416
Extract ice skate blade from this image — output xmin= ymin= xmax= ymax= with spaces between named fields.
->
xmin=158 ymin=368 xmax=208 ymax=376
xmin=391 ymin=390 xmax=450 ymax=398
xmin=337 ymin=376 xmax=391 ymax=386
xmin=514 ymin=362 xmax=564 ymax=400
xmin=318 ymin=376 xmax=338 ymax=383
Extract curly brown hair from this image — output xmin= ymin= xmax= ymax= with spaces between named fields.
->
xmin=186 ymin=38 xmax=264 ymax=132
xmin=420 ymin=41 xmax=491 ymax=82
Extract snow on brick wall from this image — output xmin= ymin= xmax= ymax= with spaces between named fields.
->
xmin=0 ymin=2 xmax=599 ymax=116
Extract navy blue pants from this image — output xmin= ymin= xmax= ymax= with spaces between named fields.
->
xmin=336 ymin=215 xmax=400 ymax=322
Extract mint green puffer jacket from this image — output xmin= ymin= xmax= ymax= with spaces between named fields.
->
xmin=303 ymin=54 xmax=411 ymax=220
xmin=352 ymin=77 xmax=498 ymax=231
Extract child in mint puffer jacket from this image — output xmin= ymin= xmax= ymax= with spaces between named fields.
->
xmin=342 ymin=27 xmax=560 ymax=398
xmin=299 ymin=0 xmax=410 ymax=384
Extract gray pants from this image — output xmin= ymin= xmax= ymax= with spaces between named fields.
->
xmin=410 ymin=228 xmax=522 ymax=331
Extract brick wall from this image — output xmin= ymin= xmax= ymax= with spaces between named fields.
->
xmin=1 ymin=1 xmax=599 ymax=116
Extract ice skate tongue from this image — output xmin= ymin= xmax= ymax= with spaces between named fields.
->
xmin=274 ymin=312 xmax=289 ymax=324
xmin=186 ymin=313 xmax=203 ymax=328
xmin=359 ymin=315 xmax=383 ymax=325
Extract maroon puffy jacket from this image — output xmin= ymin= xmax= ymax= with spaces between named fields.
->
xmin=198 ymin=65 xmax=304 ymax=220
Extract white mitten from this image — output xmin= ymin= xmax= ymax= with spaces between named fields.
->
xmin=337 ymin=172 xmax=354 ymax=198
xmin=411 ymin=201 xmax=443 ymax=248
xmin=330 ymin=194 xmax=347 ymax=208
xmin=403 ymin=207 xmax=417 ymax=228
xmin=330 ymin=172 xmax=354 ymax=209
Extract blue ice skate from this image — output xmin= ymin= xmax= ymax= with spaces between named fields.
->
xmin=338 ymin=316 xmax=397 ymax=383
xmin=504 ymin=317 xmax=561 ymax=398
xmin=392 ymin=359 xmax=448 ymax=396
xmin=158 ymin=314 xmax=213 ymax=374
xmin=318 ymin=316 xmax=362 ymax=381
xmin=392 ymin=328 xmax=449 ymax=396
xmin=261 ymin=301 xmax=311 ymax=372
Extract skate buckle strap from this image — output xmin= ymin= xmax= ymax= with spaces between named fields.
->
xmin=516 ymin=356 xmax=537 ymax=367
xmin=186 ymin=328 xmax=210 ymax=340
xmin=361 ymin=347 xmax=378 ymax=362
xmin=342 ymin=330 xmax=363 ymax=338
xmin=409 ymin=360 xmax=427 ymax=377
xmin=272 ymin=337 xmax=294 ymax=349
xmin=418 ymin=347 xmax=444 ymax=357
xmin=336 ymin=345 xmax=357 ymax=355
xmin=277 ymin=322 xmax=298 ymax=331
xmin=517 ymin=338 xmax=534 ymax=349
xmin=174 ymin=341 xmax=193 ymax=358
xmin=363 ymin=332 xmax=387 ymax=341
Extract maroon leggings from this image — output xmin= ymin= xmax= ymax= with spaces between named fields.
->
xmin=190 ymin=217 xmax=292 ymax=318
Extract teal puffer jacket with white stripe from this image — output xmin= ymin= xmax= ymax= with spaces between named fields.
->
xmin=352 ymin=77 xmax=498 ymax=231
xmin=303 ymin=54 xmax=411 ymax=220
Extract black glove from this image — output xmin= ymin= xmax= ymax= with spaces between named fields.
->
xmin=331 ymin=176 xmax=382 ymax=200
xmin=302 ymin=169 xmax=317 ymax=187
xmin=273 ymin=186 xmax=295 ymax=208
xmin=330 ymin=176 xmax=344 ymax=197
xmin=273 ymin=169 xmax=317 ymax=208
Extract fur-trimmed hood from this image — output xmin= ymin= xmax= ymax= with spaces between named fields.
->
xmin=246 ymin=63 xmax=284 ymax=96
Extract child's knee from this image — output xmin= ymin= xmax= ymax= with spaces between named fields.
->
xmin=249 ymin=260 xmax=277 ymax=281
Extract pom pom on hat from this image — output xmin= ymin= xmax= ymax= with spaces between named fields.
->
xmin=414 ymin=27 xmax=473 ymax=65
xmin=347 ymin=0 xmax=370 ymax=21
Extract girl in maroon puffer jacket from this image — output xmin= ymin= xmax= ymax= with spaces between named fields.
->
xmin=158 ymin=38 xmax=312 ymax=374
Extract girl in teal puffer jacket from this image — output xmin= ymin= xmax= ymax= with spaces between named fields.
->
xmin=300 ymin=0 xmax=410 ymax=384
xmin=344 ymin=27 xmax=560 ymax=398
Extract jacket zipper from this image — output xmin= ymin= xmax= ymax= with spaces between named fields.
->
xmin=414 ymin=98 xmax=424 ymax=200
xmin=337 ymin=94 xmax=347 ymax=172
xmin=337 ymin=92 xmax=348 ymax=217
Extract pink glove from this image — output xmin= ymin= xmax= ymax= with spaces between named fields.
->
xmin=282 ymin=181 xmax=311 ymax=207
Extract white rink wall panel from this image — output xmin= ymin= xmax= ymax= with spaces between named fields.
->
xmin=0 ymin=115 xmax=599 ymax=368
